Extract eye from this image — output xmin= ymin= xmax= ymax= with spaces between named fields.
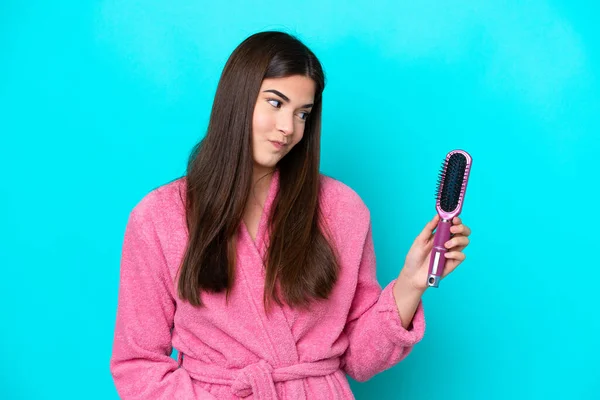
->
xmin=267 ymin=99 xmax=282 ymax=108
xmin=297 ymin=111 xmax=310 ymax=121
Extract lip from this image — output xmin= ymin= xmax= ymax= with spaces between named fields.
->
xmin=269 ymin=140 xmax=286 ymax=150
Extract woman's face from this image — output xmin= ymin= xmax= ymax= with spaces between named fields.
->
xmin=251 ymin=75 xmax=316 ymax=174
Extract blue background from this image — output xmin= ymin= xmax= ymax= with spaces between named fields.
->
xmin=1 ymin=1 xmax=598 ymax=399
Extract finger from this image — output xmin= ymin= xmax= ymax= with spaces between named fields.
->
xmin=419 ymin=214 xmax=440 ymax=241
xmin=444 ymin=251 xmax=466 ymax=261
xmin=464 ymin=225 xmax=471 ymax=236
xmin=451 ymin=224 xmax=471 ymax=236
xmin=445 ymin=236 xmax=470 ymax=249
xmin=453 ymin=216 xmax=461 ymax=225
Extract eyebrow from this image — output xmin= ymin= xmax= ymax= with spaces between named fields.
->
xmin=263 ymin=89 xmax=314 ymax=108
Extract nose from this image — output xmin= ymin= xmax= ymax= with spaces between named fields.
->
xmin=276 ymin=112 xmax=294 ymax=136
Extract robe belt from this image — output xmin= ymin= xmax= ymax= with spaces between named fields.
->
xmin=181 ymin=353 xmax=341 ymax=399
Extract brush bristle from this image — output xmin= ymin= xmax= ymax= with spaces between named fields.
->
xmin=436 ymin=153 xmax=467 ymax=212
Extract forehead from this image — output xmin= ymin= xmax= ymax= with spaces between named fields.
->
xmin=260 ymin=75 xmax=316 ymax=102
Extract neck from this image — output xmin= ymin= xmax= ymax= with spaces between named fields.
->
xmin=252 ymin=165 xmax=274 ymax=187
xmin=249 ymin=165 xmax=275 ymax=207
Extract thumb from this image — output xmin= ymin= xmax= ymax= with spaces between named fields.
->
xmin=418 ymin=214 xmax=440 ymax=242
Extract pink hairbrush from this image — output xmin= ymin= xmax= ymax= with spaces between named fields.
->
xmin=427 ymin=149 xmax=472 ymax=288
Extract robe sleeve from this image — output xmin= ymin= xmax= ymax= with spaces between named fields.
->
xmin=109 ymin=208 xmax=215 ymax=400
xmin=340 ymin=223 xmax=426 ymax=382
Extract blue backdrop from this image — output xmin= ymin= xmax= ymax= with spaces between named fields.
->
xmin=1 ymin=1 xmax=598 ymax=399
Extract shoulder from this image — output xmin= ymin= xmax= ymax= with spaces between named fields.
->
xmin=319 ymin=174 xmax=370 ymax=229
xmin=128 ymin=176 xmax=187 ymax=228
xmin=319 ymin=174 xmax=370 ymax=216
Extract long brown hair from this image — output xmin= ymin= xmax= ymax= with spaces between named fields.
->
xmin=177 ymin=31 xmax=339 ymax=312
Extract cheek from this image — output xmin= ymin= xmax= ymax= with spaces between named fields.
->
xmin=293 ymin=125 xmax=306 ymax=144
xmin=252 ymin=109 xmax=272 ymax=135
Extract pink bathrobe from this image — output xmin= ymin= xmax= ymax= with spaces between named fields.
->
xmin=110 ymin=172 xmax=425 ymax=399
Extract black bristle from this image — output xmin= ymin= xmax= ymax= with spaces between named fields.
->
xmin=435 ymin=153 xmax=467 ymax=212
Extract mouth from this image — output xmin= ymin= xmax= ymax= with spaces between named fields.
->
xmin=269 ymin=140 xmax=287 ymax=150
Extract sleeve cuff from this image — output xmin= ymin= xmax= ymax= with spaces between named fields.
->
xmin=375 ymin=279 xmax=426 ymax=346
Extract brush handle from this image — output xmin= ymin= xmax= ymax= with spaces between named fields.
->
xmin=427 ymin=219 xmax=453 ymax=288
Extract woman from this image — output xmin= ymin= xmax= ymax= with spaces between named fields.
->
xmin=109 ymin=31 xmax=471 ymax=399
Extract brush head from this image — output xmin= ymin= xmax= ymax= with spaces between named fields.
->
xmin=435 ymin=150 xmax=472 ymax=219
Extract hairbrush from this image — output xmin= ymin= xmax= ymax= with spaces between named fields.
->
xmin=427 ymin=149 xmax=472 ymax=288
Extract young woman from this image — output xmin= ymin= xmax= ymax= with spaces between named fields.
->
xmin=110 ymin=31 xmax=471 ymax=399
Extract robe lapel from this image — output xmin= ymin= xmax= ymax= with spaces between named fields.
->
xmin=242 ymin=170 xmax=277 ymax=261
xmin=236 ymin=170 xmax=300 ymax=367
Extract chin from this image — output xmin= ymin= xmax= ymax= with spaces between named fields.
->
xmin=254 ymin=156 xmax=279 ymax=170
